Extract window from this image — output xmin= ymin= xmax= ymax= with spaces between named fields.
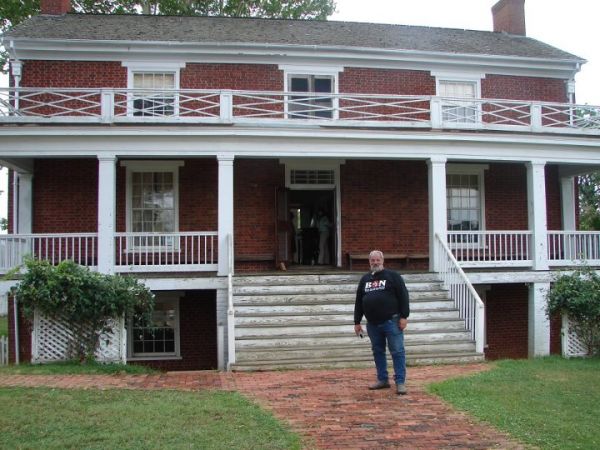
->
xmin=130 ymin=296 xmax=180 ymax=358
xmin=446 ymin=165 xmax=487 ymax=244
xmin=122 ymin=161 xmax=183 ymax=248
xmin=289 ymin=75 xmax=334 ymax=119
xmin=447 ymin=173 xmax=481 ymax=231
xmin=439 ymin=80 xmax=478 ymax=123
xmin=123 ymin=62 xmax=185 ymax=118
xmin=132 ymin=72 xmax=176 ymax=117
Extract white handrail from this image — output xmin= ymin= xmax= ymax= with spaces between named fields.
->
xmin=226 ymin=233 xmax=236 ymax=369
xmin=435 ymin=233 xmax=485 ymax=353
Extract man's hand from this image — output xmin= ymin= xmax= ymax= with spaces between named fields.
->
xmin=399 ymin=318 xmax=408 ymax=330
xmin=354 ymin=324 xmax=364 ymax=336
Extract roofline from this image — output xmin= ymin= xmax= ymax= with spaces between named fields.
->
xmin=3 ymin=36 xmax=585 ymax=80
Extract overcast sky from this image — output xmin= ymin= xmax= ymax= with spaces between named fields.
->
xmin=0 ymin=0 xmax=598 ymax=222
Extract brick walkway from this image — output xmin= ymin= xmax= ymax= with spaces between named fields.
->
xmin=0 ymin=364 xmax=525 ymax=449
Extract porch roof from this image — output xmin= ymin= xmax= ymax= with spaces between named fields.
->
xmin=4 ymin=13 xmax=583 ymax=62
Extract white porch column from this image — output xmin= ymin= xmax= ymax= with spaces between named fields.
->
xmin=218 ymin=155 xmax=235 ymax=276
xmin=427 ymin=156 xmax=447 ymax=272
xmin=528 ymin=282 xmax=551 ymax=357
xmin=97 ymin=156 xmax=116 ymax=274
xmin=560 ymin=176 xmax=576 ymax=231
xmin=17 ymin=173 xmax=33 ymax=234
xmin=526 ymin=160 xmax=548 ymax=270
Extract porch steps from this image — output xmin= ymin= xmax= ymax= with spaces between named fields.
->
xmin=230 ymin=273 xmax=483 ymax=371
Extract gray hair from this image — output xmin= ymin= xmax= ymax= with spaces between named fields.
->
xmin=369 ymin=250 xmax=384 ymax=260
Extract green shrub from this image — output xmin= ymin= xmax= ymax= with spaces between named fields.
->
xmin=547 ymin=267 xmax=600 ymax=356
xmin=12 ymin=259 xmax=154 ymax=362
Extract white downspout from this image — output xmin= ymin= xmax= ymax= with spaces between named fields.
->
xmin=12 ymin=172 xmax=18 ymax=233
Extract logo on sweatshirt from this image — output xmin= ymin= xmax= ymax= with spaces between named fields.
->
xmin=365 ymin=280 xmax=386 ymax=293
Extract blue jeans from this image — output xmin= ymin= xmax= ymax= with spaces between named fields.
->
xmin=366 ymin=315 xmax=406 ymax=384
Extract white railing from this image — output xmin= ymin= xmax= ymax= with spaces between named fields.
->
xmin=447 ymin=230 xmax=532 ymax=267
xmin=0 ymin=335 xmax=7 ymax=366
xmin=1 ymin=87 xmax=599 ymax=135
xmin=0 ymin=233 xmax=98 ymax=272
xmin=114 ymin=231 xmax=218 ymax=272
xmin=547 ymin=231 xmax=600 ymax=266
xmin=435 ymin=233 xmax=484 ymax=352
xmin=226 ymin=233 xmax=235 ymax=368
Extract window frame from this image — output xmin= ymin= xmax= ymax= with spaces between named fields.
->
xmin=127 ymin=293 xmax=182 ymax=360
xmin=433 ymin=72 xmax=484 ymax=127
xmin=123 ymin=62 xmax=185 ymax=118
xmin=121 ymin=160 xmax=184 ymax=250
xmin=279 ymin=65 xmax=343 ymax=120
xmin=446 ymin=164 xmax=488 ymax=247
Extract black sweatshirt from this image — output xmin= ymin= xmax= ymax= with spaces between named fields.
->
xmin=354 ymin=268 xmax=410 ymax=325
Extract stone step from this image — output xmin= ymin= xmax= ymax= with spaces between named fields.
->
xmin=233 ymin=272 xmax=439 ymax=286
xmin=234 ymin=310 xmax=461 ymax=326
xmin=234 ymin=341 xmax=477 ymax=363
xmin=235 ymin=306 xmax=459 ymax=320
xmin=230 ymin=351 xmax=484 ymax=371
xmin=232 ymin=281 xmax=445 ymax=296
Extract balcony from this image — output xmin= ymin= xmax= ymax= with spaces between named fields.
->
xmin=0 ymin=230 xmax=599 ymax=275
xmin=0 ymin=88 xmax=598 ymax=136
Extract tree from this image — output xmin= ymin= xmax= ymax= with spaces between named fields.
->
xmin=13 ymin=259 xmax=155 ymax=362
xmin=579 ymin=172 xmax=600 ymax=231
xmin=546 ymin=267 xmax=600 ymax=356
xmin=0 ymin=0 xmax=336 ymax=72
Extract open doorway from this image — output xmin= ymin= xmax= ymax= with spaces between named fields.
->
xmin=288 ymin=190 xmax=335 ymax=266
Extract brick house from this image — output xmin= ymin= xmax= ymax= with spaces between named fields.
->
xmin=0 ymin=0 xmax=599 ymax=370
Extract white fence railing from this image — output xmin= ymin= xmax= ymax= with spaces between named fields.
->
xmin=447 ymin=230 xmax=533 ymax=267
xmin=547 ymin=231 xmax=600 ymax=266
xmin=0 ymin=233 xmax=98 ymax=272
xmin=1 ymin=87 xmax=599 ymax=135
xmin=435 ymin=233 xmax=484 ymax=352
xmin=0 ymin=232 xmax=218 ymax=273
xmin=114 ymin=232 xmax=218 ymax=272
xmin=0 ymin=335 xmax=7 ymax=366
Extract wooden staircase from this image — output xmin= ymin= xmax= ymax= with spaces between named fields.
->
xmin=229 ymin=272 xmax=483 ymax=371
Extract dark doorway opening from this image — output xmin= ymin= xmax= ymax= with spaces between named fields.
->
xmin=287 ymin=190 xmax=335 ymax=266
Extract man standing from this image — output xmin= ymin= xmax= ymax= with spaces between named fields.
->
xmin=354 ymin=250 xmax=410 ymax=395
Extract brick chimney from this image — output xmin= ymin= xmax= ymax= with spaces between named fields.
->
xmin=40 ymin=0 xmax=71 ymax=15
xmin=492 ymin=0 xmax=526 ymax=36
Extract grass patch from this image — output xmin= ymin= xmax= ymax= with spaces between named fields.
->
xmin=0 ymin=316 xmax=7 ymax=337
xmin=428 ymin=357 xmax=600 ymax=449
xmin=0 ymin=387 xmax=302 ymax=449
xmin=0 ymin=360 xmax=157 ymax=375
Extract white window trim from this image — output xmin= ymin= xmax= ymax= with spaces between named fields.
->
xmin=434 ymin=72 xmax=485 ymax=128
xmin=121 ymin=161 xmax=184 ymax=249
xmin=279 ymin=65 xmax=343 ymax=119
xmin=122 ymin=62 xmax=185 ymax=117
xmin=447 ymin=164 xmax=488 ymax=248
xmin=127 ymin=292 xmax=182 ymax=360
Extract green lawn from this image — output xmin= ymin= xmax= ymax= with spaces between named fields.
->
xmin=0 ymin=316 xmax=7 ymax=337
xmin=0 ymin=387 xmax=303 ymax=450
xmin=428 ymin=357 xmax=600 ymax=450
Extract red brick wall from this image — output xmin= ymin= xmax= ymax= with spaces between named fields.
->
xmin=20 ymin=61 xmax=126 ymax=88
xmin=482 ymin=75 xmax=567 ymax=102
xmin=7 ymin=170 xmax=14 ymax=234
xmin=341 ymin=160 xmax=429 ymax=270
xmin=485 ymin=163 xmax=528 ymax=230
xmin=340 ymin=68 xmax=435 ymax=94
xmin=484 ymin=283 xmax=561 ymax=359
xmin=33 ymin=159 xmax=98 ymax=233
xmin=181 ymin=63 xmax=283 ymax=90
xmin=234 ymin=159 xmax=283 ymax=271
xmin=133 ymin=290 xmax=217 ymax=371
xmin=7 ymin=297 xmax=33 ymax=364
xmin=546 ymin=165 xmax=562 ymax=230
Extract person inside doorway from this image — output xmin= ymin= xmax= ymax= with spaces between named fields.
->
xmin=316 ymin=208 xmax=331 ymax=265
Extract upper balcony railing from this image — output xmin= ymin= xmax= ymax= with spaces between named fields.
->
xmin=0 ymin=87 xmax=599 ymax=135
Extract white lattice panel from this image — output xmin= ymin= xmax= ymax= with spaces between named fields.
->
xmin=32 ymin=310 xmax=125 ymax=363
xmin=562 ymin=315 xmax=588 ymax=357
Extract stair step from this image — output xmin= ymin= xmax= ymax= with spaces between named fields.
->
xmin=233 ymin=273 xmax=440 ymax=286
